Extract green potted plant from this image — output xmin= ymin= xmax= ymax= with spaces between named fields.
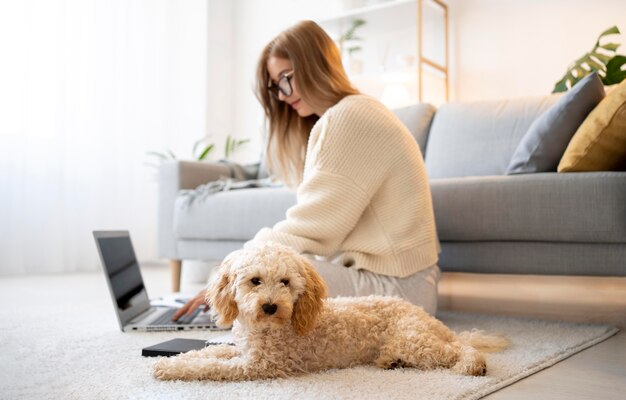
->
xmin=553 ymin=26 xmax=626 ymax=93
xmin=146 ymin=134 xmax=250 ymax=163
xmin=337 ymin=18 xmax=367 ymax=75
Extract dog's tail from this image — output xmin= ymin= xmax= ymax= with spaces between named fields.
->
xmin=458 ymin=329 xmax=509 ymax=353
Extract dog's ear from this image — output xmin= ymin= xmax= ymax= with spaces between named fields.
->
xmin=292 ymin=257 xmax=327 ymax=336
xmin=207 ymin=254 xmax=239 ymax=327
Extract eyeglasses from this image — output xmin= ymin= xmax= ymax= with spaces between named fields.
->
xmin=267 ymin=71 xmax=294 ymax=99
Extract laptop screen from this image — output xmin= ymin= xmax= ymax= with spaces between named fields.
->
xmin=94 ymin=232 xmax=150 ymax=324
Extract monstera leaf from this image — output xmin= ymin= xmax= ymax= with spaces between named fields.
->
xmin=604 ymin=55 xmax=626 ymax=85
xmin=553 ymin=26 xmax=624 ymax=93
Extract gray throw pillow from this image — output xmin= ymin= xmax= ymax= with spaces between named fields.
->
xmin=506 ymin=73 xmax=605 ymax=174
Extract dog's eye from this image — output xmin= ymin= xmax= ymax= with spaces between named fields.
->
xmin=251 ymin=277 xmax=261 ymax=286
xmin=281 ymin=279 xmax=289 ymax=286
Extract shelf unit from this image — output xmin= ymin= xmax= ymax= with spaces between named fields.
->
xmin=317 ymin=0 xmax=449 ymax=106
xmin=418 ymin=0 xmax=449 ymax=102
xmin=317 ymin=0 xmax=416 ymax=23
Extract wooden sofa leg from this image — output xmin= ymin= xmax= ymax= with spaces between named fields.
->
xmin=169 ymin=259 xmax=182 ymax=293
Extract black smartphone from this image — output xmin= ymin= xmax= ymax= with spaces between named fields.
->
xmin=141 ymin=338 xmax=208 ymax=357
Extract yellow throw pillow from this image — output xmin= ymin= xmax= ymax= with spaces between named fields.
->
xmin=558 ymin=79 xmax=626 ymax=172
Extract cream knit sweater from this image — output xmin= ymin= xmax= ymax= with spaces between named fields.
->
xmin=248 ymin=94 xmax=440 ymax=277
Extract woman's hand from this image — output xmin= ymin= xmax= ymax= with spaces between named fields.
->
xmin=172 ymin=289 xmax=209 ymax=321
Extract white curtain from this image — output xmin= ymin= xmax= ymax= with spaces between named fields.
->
xmin=0 ymin=0 xmax=209 ymax=275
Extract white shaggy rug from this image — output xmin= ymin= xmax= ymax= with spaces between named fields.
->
xmin=0 ymin=274 xmax=618 ymax=400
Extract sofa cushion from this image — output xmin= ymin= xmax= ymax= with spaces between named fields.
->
xmin=392 ymin=103 xmax=436 ymax=156
xmin=430 ymin=172 xmax=626 ymax=243
xmin=425 ymin=95 xmax=559 ymax=179
xmin=558 ymin=78 xmax=626 ymax=172
xmin=506 ymin=73 xmax=605 ymax=174
xmin=174 ymin=187 xmax=296 ymax=240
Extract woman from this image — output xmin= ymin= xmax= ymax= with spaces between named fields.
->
xmin=174 ymin=20 xmax=440 ymax=320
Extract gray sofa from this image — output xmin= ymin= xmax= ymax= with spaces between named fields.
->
xmin=158 ymin=95 xmax=626 ymax=290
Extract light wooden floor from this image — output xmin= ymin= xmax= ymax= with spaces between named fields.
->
xmin=434 ymin=272 xmax=626 ymax=398
xmin=484 ymin=330 xmax=626 ymax=399
xmin=438 ymin=272 xmax=626 ymax=328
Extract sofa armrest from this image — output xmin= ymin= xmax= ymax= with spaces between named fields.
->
xmin=158 ymin=160 xmax=233 ymax=259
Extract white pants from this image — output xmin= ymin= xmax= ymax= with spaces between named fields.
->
xmin=309 ymin=260 xmax=441 ymax=316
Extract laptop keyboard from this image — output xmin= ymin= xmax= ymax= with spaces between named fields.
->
xmin=150 ymin=308 xmax=201 ymax=326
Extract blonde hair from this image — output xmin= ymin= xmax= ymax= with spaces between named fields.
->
xmin=255 ymin=20 xmax=359 ymax=188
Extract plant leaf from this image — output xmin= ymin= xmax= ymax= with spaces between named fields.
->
xmin=197 ymin=144 xmax=214 ymax=161
xmin=553 ymin=71 xmax=576 ymax=93
xmin=553 ymin=79 xmax=568 ymax=93
xmin=145 ymin=151 xmax=169 ymax=160
xmin=585 ymin=58 xmax=603 ymax=71
xmin=338 ymin=19 xmax=366 ymax=46
xmin=575 ymin=66 xmax=589 ymax=78
xmin=552 ymin=26 xmax=622 ymax=92
xmin=591 ymin=51 xmax=613 ymax=63
xmin=599 ymin=26 xmax=620 ymax=38
xmin=603 ymin=55 xmax=626 ymax=85
xmin=224 ymin=136 xmax=232 ymax=159
xmin=601 ymin=42 xmax=621 ymax=52
xmin=192 ymin=138 xmax=205 ymax=157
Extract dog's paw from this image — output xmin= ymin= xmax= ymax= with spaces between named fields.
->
xmin=452 ymin=361 xmax=487 ymax=376
xmin=461 ymin=358 xmax=487 ymax=376
xmin=153 ymin=358 xmax=180 ymax=381
xmin=452 ymin=348 xmax=487 ymax=376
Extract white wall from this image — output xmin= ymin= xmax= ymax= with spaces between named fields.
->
xmin=0 ymin=0 xmax=209 ymax=274
xmin=447 ymin=0 xmax=626 ymax=102
xmin=207 ymin=0 xmax=235 ymax=150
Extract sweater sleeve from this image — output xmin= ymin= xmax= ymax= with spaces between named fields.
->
xmin=246 ymin=167 xmax=371 ymax=257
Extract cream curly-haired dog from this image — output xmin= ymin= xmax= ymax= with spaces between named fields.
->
xmin=154 ymin=243 xmax=507 ymax=381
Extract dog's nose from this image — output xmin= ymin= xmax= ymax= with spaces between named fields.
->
xmin=262 ymin=303 xmax=278 ymax=315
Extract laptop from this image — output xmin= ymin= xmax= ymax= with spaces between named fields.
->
xmin=93 ymin=230 xmax=222 ymax=332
